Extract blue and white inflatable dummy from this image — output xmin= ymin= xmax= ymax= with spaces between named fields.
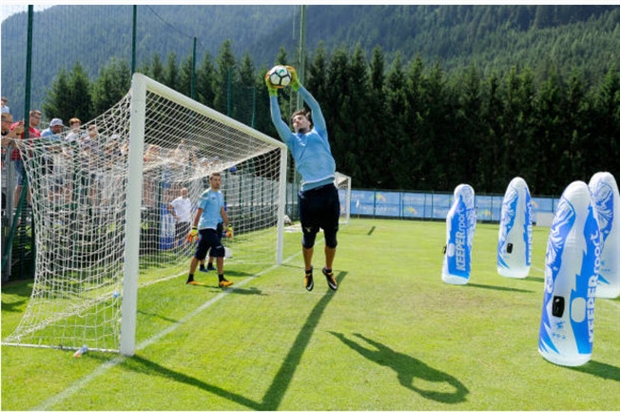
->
xmin=497 ymin=177 xmax=532 ymax=278
xmin=442 ymin=184 xmax=476 ymax=285
xmin=588 ymin=172 xmax=620 ymax=299
xmin=538 ymin=181 xmax=601 ymax=367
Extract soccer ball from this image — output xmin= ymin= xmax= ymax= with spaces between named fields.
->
xmin=268 ymin=65 xmax=291 ymax=88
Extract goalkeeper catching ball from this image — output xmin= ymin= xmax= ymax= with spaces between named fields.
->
xmin=266 ymin=65 xmax=339 ymax=292
xmin=186 ymin=172 xmax=233 ymax=287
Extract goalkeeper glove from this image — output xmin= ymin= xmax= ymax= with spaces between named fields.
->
xmin=225 ymin=225 xmax=234 ymax=238
xmin=187 ymin=227 xmax=198 ymax=243
xmin=285 ymin=65 xmax=301 ymax=91
xmin=264 ymin=73 xmax=278 ymax=97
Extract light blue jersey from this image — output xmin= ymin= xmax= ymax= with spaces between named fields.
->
xmin=197 ymin=188 xmax=225 ymax=230
xmin=270 ymin=86 xmax=335 ymax=192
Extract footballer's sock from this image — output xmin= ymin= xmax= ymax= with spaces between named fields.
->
xmin=218 ymin=274 xmax=225 ymax=281
xmin=199 ymin=264 xmax=205 ymax=270
xmin=186 ymin=274 xmax=195 ymax=284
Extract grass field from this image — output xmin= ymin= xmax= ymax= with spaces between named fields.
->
xmin=2 ymin=218 xmax=619 ymax=411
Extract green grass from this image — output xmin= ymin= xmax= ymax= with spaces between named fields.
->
xmin=2 ymin=218 xmax=619 ymax=410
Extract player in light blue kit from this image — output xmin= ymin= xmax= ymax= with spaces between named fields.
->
xmin=266 ymin=65 xmax=339 ymax=292
xmin=186 ymin=172 xmax=233 ymax=287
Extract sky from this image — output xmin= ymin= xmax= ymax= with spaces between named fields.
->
xmin=1 ymin=3 xmax=53 ymax=22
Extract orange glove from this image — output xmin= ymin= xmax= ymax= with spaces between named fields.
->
xmin=187 ymin=227 xmax=198 ymax=243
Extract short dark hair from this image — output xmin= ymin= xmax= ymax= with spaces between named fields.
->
xmin=290 ymin=109 xmax=312 ymax=126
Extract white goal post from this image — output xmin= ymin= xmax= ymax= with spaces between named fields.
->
xmin=335 ymin=172 xmax=352 ymax=224
xmin=3 ymin=73 xmax=288 ymax=356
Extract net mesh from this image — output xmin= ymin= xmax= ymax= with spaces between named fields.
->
xmin=3 ymin=76 xmax=286 ymax=352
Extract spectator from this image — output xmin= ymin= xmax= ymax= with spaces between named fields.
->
xmin=40 ymin=118 xmax=66 ymax=203
xmin=80 ymin=124 xmax=102 ymax=205
xmin=1 ymin=97 xmax=9 ymax=114
xmin=1 ymin=112 xmax=22 ymax=169
xmin=2 ymin=112 xmax=21 ymax=145
xmin=167 ymin=187 xmax=193 ymax=250
xmin=100 ymin=134 xmax=124 ymax=206
xmin=143 ymin=143 xmax=161 ymax=207
xmin=11 ymin=109 xmax=42 ymax=208
xmin=65 ymin=117 xmax=84 ymax=143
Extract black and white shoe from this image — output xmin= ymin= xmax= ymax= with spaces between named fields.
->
xmin=322 ymin=268 xmax=337 ymax=291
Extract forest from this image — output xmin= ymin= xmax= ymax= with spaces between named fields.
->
xmin=41 ymin=40 xmax=620 ymax=197
xmin=3 ymin=5 xmax=620 ymax=196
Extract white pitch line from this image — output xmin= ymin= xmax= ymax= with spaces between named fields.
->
xmin=32 ymin=251 xmax=303 ymax=411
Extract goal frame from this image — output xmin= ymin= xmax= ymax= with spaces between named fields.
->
xmin=335 ymin=172 xmax=352 ymax=225
xmin=120 ymin=73 xmax=288 ymax=356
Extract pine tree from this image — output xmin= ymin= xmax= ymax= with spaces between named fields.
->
xmin=91 ymin=58 xmax=131 ymax=116
xmin=42 ymin=68 xmax=72 ymax=122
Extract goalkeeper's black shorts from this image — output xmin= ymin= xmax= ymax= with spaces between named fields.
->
xmin=195 ymin=228 xmax=225 ymax=260
xmin=298 ymin=183 xmax=340 ymax=241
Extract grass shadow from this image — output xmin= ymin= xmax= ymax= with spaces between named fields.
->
xmin=565 ymin=360 xmax=620 ymax=382
xmin=329 ymin=332 xmax=469 ymax=404
xmin=229 ymin=287 xmax=265 ymax=296
xmin=465 ymin=282 xmax=533 ymax=293
xmin=520 ymin=276 xmax=545 ymax=283
xmin=260 ymin=270 xmax=347 ymax=409
xmin=137 ymin=309 xmax=180 ymax=324
xmin=122 ymin=270 xmax=348 ymax=410
xmin=0 ymin=279 xmax=34 ymax=299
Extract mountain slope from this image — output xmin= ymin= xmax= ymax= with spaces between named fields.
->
xmin=1 ymin=4 xmax=618 ymax=119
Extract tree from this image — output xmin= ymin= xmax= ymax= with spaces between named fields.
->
xmin=384 ymin=52 xmax=410 ymax=189
xmin=150 ymin=53 xmax=165 ymax=84
xmin=453 ymin=64 xmax=484 ymax=187
xmin=68 ymin=61 xmax=93 ymax=122
xmin=42 ymin=68 xmax=72 ymax=122
xmin=237 ymin=52 xmax=258 ymax=127
xmin=164 ymin=51 xmax=180 ymax=91
xmin=91 ymin=58 xmax=131 ymax=116
xmin=195 ymin=52 xmax=216 ymax=107
xmin=214 ymin=39 xmax=237 ymax=116
xmin=403 ymin=55 xmax=428 ymax=190
xmin=365 ymin=46 xmax=389 ymax=188
xmin=590 ymin=68 xmax=620 ymax=179
xmin=178 ymin=54 xmax=194 ymax=98
xmin=533 ymin=64 xmax=566 ymax=195
xmin=480 ymin=72 xmax=505 ymax=193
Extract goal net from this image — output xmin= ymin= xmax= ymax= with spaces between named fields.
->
xmin=2 ymin=74 xmax=288 ymax=355
xmin=335 ymin=172 xmax=352 ymax=224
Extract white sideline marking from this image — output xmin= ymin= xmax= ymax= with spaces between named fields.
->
xmin=32 ymin=252 xmax=302 ymax=411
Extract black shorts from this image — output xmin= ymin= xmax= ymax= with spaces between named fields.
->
xmin=195 ymin=228 xmax=225 ymax=260
xmin=175 ymin=221 xmax=191 ymax=242
xmin=298 ymin=183 xmax=340 ymax=235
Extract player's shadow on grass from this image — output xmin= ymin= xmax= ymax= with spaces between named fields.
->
xmin=329 ymin=332 xmax=469 ymax=404
xmin=465 ymin=282 xmax=533 ymax=293
xmin=261 ymin=270 xmax=348 ymax=410
xmin=122 ymin=270 xmax=347 ymax=411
